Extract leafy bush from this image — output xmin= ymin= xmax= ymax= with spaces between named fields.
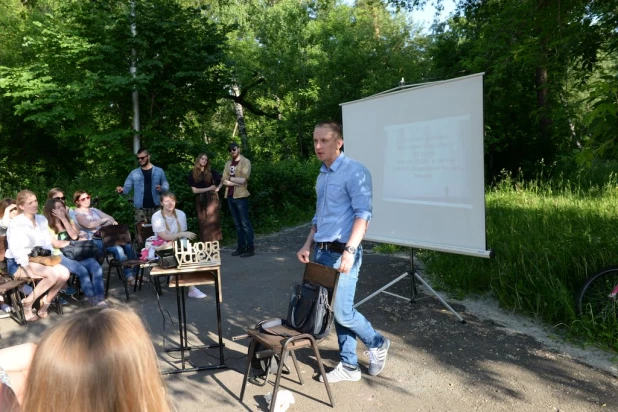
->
xmin=423 ymin=170 xmax=618 ymax=350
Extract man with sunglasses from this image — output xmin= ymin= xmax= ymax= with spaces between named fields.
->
xmin=116 ymin=147 xmax=169 ymax=223
xmin=222 ymin=142 xmax=255 ymax=257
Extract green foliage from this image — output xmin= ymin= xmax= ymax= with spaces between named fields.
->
xmin=423 ymin=169 xmax=618 ymax=350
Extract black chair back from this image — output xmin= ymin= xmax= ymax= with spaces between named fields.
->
xmin=100 ymin=224 xmax=132 ymax=249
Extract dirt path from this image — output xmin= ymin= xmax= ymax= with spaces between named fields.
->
xmin=2 ymin=223 xmax=616 ymax=411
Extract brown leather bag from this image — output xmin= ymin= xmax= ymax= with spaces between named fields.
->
xmin=28 ymin=255 xmax=62 ymax=266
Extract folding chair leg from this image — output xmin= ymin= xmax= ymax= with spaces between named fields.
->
xmin=105 ymin=266 xmax=112 ymax=298
xmin=53 ymin=294 xmax=63 ymax=315
xmin=116 ymin=266 xmax=130 ymax=302
xmin=312 ymin=344 xmax=335 ymax=408
xmin=10 ymin=288 xmax=26 ymax=326
xmin=290 ymin=351 xmax=304 ymax=385
xmin=240 ymin=338 xmax=257 ymax=402
xmin=134 ymin=266 xmax=142 ymax=293
xmin=270 ymin=350 xmax=289 ymax=412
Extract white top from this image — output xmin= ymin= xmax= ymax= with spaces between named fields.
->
xmin=151 ymin=209 xmax=187 ymax=235
xmin=6 ymin=214 xmax=54 ymax=266
xmin=73 ymin=207 xmax=104 ymax=240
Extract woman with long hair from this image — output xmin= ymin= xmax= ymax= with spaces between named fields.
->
xmin=43 ymin=199 xmax=106 ymax=306
xmin=5 ymin=190 xmax=70 ymax=322
xmin=188 ymin=153 xmax=222 ymax=242
xmin=0 ymin=198 xmax=17 ymax=237
xmin=22 ymin=307 xmax=171 ymax=412
xmin=151 ymin=191 xmax=206 ymax=299
xmin=73 ymin=190 xmax=138 ymax=285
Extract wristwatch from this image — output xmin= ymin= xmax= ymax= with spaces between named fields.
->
xmin=344 ymin=245 xmax=356 ymax=254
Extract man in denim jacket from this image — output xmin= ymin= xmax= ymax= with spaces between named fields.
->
xmin=116 ymin=147 xmax=169 ymax=223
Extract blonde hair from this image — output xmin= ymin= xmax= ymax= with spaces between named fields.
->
xmin=23 ymin=307 xmax=171 ymax=412
xmin=15 ymin=189 xmax=36 ymax=215
xmin=160 ymin=192 xmax=182 ymax=233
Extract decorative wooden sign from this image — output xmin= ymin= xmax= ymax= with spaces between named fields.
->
xmin=174 ymin=240 xmax=221 ymax=269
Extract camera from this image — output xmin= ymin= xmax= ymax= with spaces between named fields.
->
xmin=29 ymin=246 xmax=52 ymax=257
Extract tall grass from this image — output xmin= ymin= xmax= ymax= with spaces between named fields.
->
xmin=422 ymin=170 xmax=618 ymax=351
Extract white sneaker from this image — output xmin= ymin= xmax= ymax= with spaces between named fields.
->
xmin=319 ymin=362 xmax=361 ymax=383
xmin=365 ymin=337 xmax=391 ymax=376
xmin=187 ymin=286 xmax=206 ymax=299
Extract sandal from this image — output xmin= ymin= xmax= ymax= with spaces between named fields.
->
xmin=21 ymin=298 xmax=38 ymax=322
xmin=37 ymin=297 xmax=51 ymax=319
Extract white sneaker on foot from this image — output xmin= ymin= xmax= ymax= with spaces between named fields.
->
xmin=365 ymin=337 xmax=390 ymax=376
xmin=319 ymin=362 xmax=361 ymax=383
xmin=188 ymin=286 xmax=206 ymax=299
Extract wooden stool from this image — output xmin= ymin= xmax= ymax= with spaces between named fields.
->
xmin=0 ymin=277 xmax=27 ymax=326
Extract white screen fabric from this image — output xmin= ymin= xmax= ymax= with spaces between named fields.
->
xmin=341 ymin=73 xmax=491 ymax=257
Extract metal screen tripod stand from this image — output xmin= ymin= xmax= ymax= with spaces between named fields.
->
xmin=354 ymin=248 xmax=466 ymax=324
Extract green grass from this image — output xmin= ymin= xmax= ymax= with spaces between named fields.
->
xmin=423 ymin=171 xmax=618 ymax=351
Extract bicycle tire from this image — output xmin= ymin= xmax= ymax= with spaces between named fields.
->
xmin=577 ymin=265 xmax=618 ymax=319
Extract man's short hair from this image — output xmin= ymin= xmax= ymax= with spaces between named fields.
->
xmin=137 ymin=147 xmax=149 ymax=155
xmin=315 ymin=121 xmax=343 ymax=140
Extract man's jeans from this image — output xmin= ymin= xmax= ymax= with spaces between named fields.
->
xmin=315 ymin=246 xmax=384 ymax=367
xmin=227 ymin=197 xmax=254 ymax=249
xmin=59 ymin=255 xmax=104 ymax=298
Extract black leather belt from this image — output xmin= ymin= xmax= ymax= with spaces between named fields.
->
xmin=316 ymin=241 xmax=345 ymax=254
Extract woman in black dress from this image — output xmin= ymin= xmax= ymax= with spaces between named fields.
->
xmin=188 ymin=153 xmax=223 ymax=242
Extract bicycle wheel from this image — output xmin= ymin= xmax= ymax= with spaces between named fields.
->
xmin=577 ymin=265 xmax=618 ymax=319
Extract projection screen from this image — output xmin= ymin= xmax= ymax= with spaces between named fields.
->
xmin=341 ymin=73 xmax=491 ymax=258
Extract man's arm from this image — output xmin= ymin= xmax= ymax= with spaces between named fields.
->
xmin=338 ymin=217 xmax=368 ymax=274
xmin=116 ymin=173 xmax=133 ymax=194
xmin=221 ymin=161 xmax=235 ymax=187
xmin=296 ymin=224 xmax=317 ymax=264
xmin=229 ymin=157 xmax=251 ymax=185
xmin=160 ymin=169 xmax=169 ymax=192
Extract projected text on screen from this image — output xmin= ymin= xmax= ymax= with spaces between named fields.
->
xmin=383 ymin=115 xmax=472 ymax=208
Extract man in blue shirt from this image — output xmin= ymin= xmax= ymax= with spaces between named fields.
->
xmin=297 ymin=121 xmax=390 ymax=383
xmin=116 ymin=147 xmax=169 ymax=223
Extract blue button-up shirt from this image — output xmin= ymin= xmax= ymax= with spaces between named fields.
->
xmin=312 ymin=153 xmax=372 ymax=243
xmin=121 ymin=165 xmax=169 ymax=208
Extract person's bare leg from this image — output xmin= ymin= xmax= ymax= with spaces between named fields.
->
xmin=0 ymin=343 xmax=37 ymax=405
xmin=19 ymin=263 xmax=70 ymax=318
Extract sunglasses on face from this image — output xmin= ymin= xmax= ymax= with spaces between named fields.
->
xmin=53 ymin=196 xmax=66 ymax=201
xmin=137 ymin=155 xmax=149 ymax=160
xmin=79 ymin=195 xmax=91 ymax=202
xmin=228 ymin=148 xmax=238 ymax=153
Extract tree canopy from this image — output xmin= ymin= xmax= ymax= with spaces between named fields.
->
xmin=0 ymin=0 xmax=616 ymax=189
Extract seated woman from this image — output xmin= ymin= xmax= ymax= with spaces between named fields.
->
xmin=151 ymin=192 xmax=206 ymax=299
xmin=0 ymin=198 xmax=19 ymax=312
xmin=47 ymin=188 xmax=77 ymax=224
xmin=73 ymin=190 xmax=138 ymax=285
xmin=5 ymin=190 xmax=71 ymax=322
xmin=43 ymin=199 xmax=106 ymax=306
xmin=0 ymin=198 xmax=17 ymax=237
xmin=22 ymin=307 xmax=171 ymax=411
